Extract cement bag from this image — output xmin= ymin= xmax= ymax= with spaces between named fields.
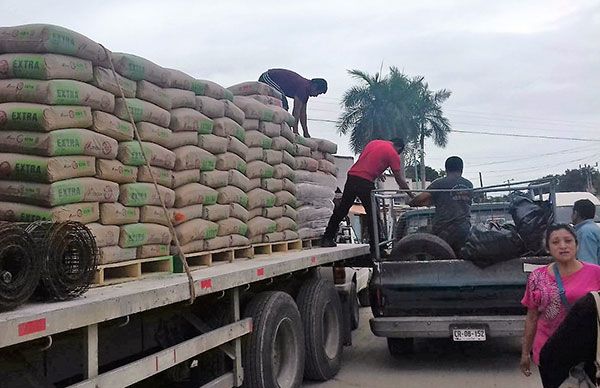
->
xmin=247 ymin=178 xmax=261 ymax=191
xmin=295 ymin=135 xmax=318 ymax=151
xmin=296 ymin=157 xmax=318 ymax=172
xmin=167 ymin=131 xmax=197 ymax=149
xmin=230 ymin=234 xmax=250 ymax=247
xmin=202 ymin=204 xmax=230 ymax=222
xmin=297 ymin=206 xmax=332 ymax=224
xmin=280 ymin=122 xmax=295 ymax=143
xmin=98 ymin=246 xmax=136 ymax=265
xmin=140 ymin=204 xmax=203 ymax=227
xmin=228 ymin=169 xmax=250 ymax=191
xmin=137 ymin=165 xmax=173 ymax=188
xmin=198 ymin=134 xmax=228 ymax=154
xmin=273 ymin=163 xmax=294 ymax=180
xmin=283 ymin=204 xmax=298 ymax=220
xmin=111 ymin=52 xmax=170 ymax=87
xmin=172 ymin=169 xmax=200 ymax=188
xmin=174 ymin=219 xmax=218 ymax=245
xmin=263 ymin=206 xmax=284 ymax=220
xmin=0 ymin=102 xmax=92 ymax=132
xmin=245 ymin=131 xmax=272 ymax=149
xmin=216 ymin=153 xmax=246 ymax=173
xmin=0 ymin=53 xmax=92 ymax=81
xmin=119 ymin=182 xmax=175 ymax=207
xmin=246 ymin=161 xmax=274 ymax=179
xmin=136 ymin=121 xmax=172 ymax=148
xmin=283 ymin=178 xmax=296 ymax=195
xmin=164 ymin=88 xmax=196 ymax=109
xmin=264 ymin=232 xmax=286 ymax=243
xmin=297 ymin=182 xmax=333 ymax=200
xmin=284 ymin=230 xmax=299 ymax=241
xmin=248 ymin=207 xmax=262 ymax=220
xmin=275 ymin=191 xmax=296 ymax=207
xmin=0 ymin=154 xmax=95 ymax=183
xmin=271 ymin=137 xmax=294 ymax=154
xmin=230 ymin=203 xmax=249 ymax=222
xmin=92 ymin=111 xmax=134 ymax=141
xmin=87 ymin=223 xmax=119 ymax=248
xmin=0 ymin=24 xmax=111 ymax=66
xmin=213 ymin=117 xmax=245 ymax=142
xmin=261 ymin=178 xmax=283 ymax=192
xmin=250 ymin=94 xmax=283 ymax=107
xmin=173 ymin=145 xmax=216 ymax=171
xmin=275 ymin=217 xmax=297 ymax=232
xmin=247 ymin=217 xmax=277 ymax=238
xmin=217 ymin=186 xmax=248 ymax=208
xmin=295 ymin=170 xmax=337 ymax=187
xmin=136 ymin=80 xmax=171 ymax=110
xmin=193 ymin=79 xmax=233 ymax=101
xmin=247 ymin=147 xmax=264 ymax=162
xmin=269 ymin=106 xmax=294 ymax=125
xmin=223 ymin=100 xmax=245 ymax=125
xmin=243 ymin=119 xmax=259 ymax=131
xmin=176 ymin=239 xmax=206 ymax=254
xmin=247 ymin=188 xmax=276 ymax=210
xmin=199 ymin=170 xmax=228 ymax=188
xmin=325 ymin=153 xmax=336 ymax=164
xmin=0 ymin=79 xmax=114 ymax=112
xmin=282 ymin=151 xmax=296 ymax=168
xmin=0 ymin=201 xmax=99 ymax=224
xmin=117 ymin=141 xmax=176 ymax=169
xmin=166 ymin=69 xmax=195 ymax=90
xmin=263 ymin=150 xmax=283 ymax=165
xmin=196 ymin=96 xmax=225 ymax=119
xmin=137 ymin=244 xmax=170 ymax=259
xmin=100 ymin=202 xmax=140 ymax=225
xmin=295 ymin=144 xmax=311 ymax=157
xmin=319 ymin=160 xmax=338 ymax=176
xmin=312 ymin=150 xmax=325 ymax=160
xmin=0 ymin=177 xmax=118 ymax=206
xmin=298 ymin=227 xmax=323 ymax=240
xmin=96 ymin=159 xmax=137 ymax=184
xmin=233 ymin=96 xmax=274 ymax=122
xmin=218 ymin=217 xmax=248 ymax=237
xmin=250 ymin=235 xmax=263 ymax=244
xmin=174 ymin=183 xmax=217 ymax=207
xmin=315 ymin=138 xmax=337 ymax=154
xmin=119 ymin=223 xmax=172 ymax=248
xmin=228 ymin=82 xmax=282 ymax=99
xmin=204 ymin=236 xmax=231 ymax=251
xmin=170 ymin=108 xmax=213 ymax=134
xmin=228 ymin=136 xmax=249 ymax=159
xmin=92 ymin=66 xmax=136 ymax=98
xmin=259 ymin=121 xmax=281 ymax=137
xmin=113 ymin=98 xmax=170 ymax=127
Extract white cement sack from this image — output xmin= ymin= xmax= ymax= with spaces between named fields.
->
xmin=228 ymin=169 xmax=250 ymax=191
xmin=174 ymin=183 xmax=217 ymax=207
xmin=0 ymin=53 xmax=92 ymax=81
xmin=0 ymin=102 xmax=92 ymax=131
xmin=228 ymin=136 xmax=249 ymax=159
xmin=213 ymin=117 xmax=245 ymax=142
xmin=173 ymin=145 xmax=216 ymax=171
xmin=245 ymin=131 xmax=272 ymax=149
xmin=95 ymin=159 xmax=137 ymax=184
xmin=137 ymin=244 xmax=170 ymax=259
xmin=263 ymin=150 xmax=283 ymax=165
xmin=113 ymin=98 xmax=170 ymax=127
xmin=229 ymin=203 xmax=249 ymax=222
xmin=0 ymin=201 xmax=99 ymax=223
xmin=246 ymin=147 xmax=263 ymax=162
xmin=202 ymin=204 xmax=230 ymax=222
xmin=247 ymin=217 xmax=277 ymax=238
xmin=117 ymin=141 xmax=176 ymax=169
xmin=215 ymin=153 xmax=246 ymax=173
xmin=261 ymin=178 xmax=283 ymax=192
xmin=87 ymin=223 xmax=119 ymax=248
xmin=259 ymin=121 xmax=281 ymax=137
xmin=295 ymin=156 xmax=318 ymax=172
xmin=175 ymin=219 xmax=218 ymax=245
xmin=164 ymin=88 xmax=195 ymax=109
xmin=217 ymin=217 xmax=248 ymax=237
xmin=100 ymin=202 xmax=140 ymax=225
xmin=273 ymin=163 xmax=294 ymax=180
xmin=172 ymin=169 xmax=200 ymax=188
xmin=137 ymin=165 xmax=173 ymax=188
xmin=199 ymin=170 xmax=228 ymax=188
xmin=111 ymin=52 xmax=170 ymax=87
xmin=243 ymin=119 xmax=259 ymax=131
xmin=195 ymin=96 xmax=225 ymax=119
xmin=136 ymin=121 xmax=172 ymax=148
xmin=275 ymin=191 xmax=296 ymax=207
xmin=119 ymin=183 xmax=175 ymax=207
xmin=119 ymin=223 xmax=172 ymax=248
xmin=92 ymin=66 xmax=136 ymax=98
xmin=170 ymin=108 xmax=213 ymax=134
xmin=198 ymin=134 xmax=228 ymax=154
xmin=319 ymin=159 xmax=338 ymax=176
xmin=246 ymin=161 xmax=274 ymax=179
xmin=0 ymin=153 xmax=95 ymax=183
xmin=92 ymin=111 xmax=134 ymax=141
xmin=98 ymin=245 xmax=137 ymax=265
xmin=227 ymin=82 xmax=282 ymax=99
xmin=136 ymin=80 xmax=171 ymax=110
xmin=247 ymin=188 xmax=276 ymax=210
xmin=217 ymin=186 xmax=248 ymax=207
xmin=223 ymin=100 xmax=245 ymax=125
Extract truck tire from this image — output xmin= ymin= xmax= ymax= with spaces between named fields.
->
xmin=387 ymin=338 xmax=414 ymax=358
xmin=357 ymin=288 xmax=370 ymax=307
xmin=242 ymin=291 xmax=305 ymax=388
xmin=296 ymin=278 xmax=343 ymax=381
xmin=390 ymin=233 xmax=456 ymax=261
xmin=350 ymin=282 xmax=359 ymax=331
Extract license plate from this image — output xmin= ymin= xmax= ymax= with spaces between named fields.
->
xmin=452 ymin=328 xmax=486 ymax=341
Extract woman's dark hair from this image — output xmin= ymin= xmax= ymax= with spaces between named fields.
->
xmin=545 ymin=223 xmax=578 ymax=248
xmin=310 ymin=78 xmax=328 ymax=94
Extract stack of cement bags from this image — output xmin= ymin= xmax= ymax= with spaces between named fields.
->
xmin=228 ymin=82 xmax=300 ymax=244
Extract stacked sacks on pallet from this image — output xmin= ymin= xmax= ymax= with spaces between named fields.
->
xmin=295 ymin=138 xmax=338 ymax=240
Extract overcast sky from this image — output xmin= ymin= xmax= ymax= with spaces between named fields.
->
xmin=2 ymin=0 xmax=599 ymax=186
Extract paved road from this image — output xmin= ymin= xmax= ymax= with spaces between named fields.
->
xmin=305 ymin=308 xmax=541 ymax=388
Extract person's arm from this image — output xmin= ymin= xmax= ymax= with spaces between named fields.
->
xmin=520 ymin=308 xmax=539 ymax=377
xmin=292 ymin=97 xmax=304 ymax=135
xmin=392 ymin=169 xmax=415 ymax=199
xmin=576 ymin=228 xmax=596 ymax=262
xmin=408 ymin=192 xmax=432 ymax=207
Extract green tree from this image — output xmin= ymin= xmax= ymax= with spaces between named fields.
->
xmin=405 ymin=164 xmax=443 ymax=182
xmin=544 ymin=166 xmax=600 ymax=193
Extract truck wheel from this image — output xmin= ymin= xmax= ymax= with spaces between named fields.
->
xmin=296 ymin=278 xmax=343 ymax=381
xmin=350 ymin=282 xmax=359 ymax=330
xmin=390 ymin=233 xmax=456 ymax=261
xmin=387 ymin=338 xmax=414 ymax=358
xmin=358 ymin=288 xmax=370 ymax=307
xmin=242 ymin=291 xmax=305 ymax=388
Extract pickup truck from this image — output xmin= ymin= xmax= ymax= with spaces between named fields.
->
xmin=369 ymin=184 xmax=553 ymax=357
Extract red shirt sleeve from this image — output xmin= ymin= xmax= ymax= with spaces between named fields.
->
xmin=387 ymin=145 xmax=401 ymax=172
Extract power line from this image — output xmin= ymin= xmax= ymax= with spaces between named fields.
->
xmin=469 ymin=144 xmax=599 ymax=167
xmin=452 ymin=129 xmax=600 ymax=142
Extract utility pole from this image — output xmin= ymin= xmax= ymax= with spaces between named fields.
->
xmin=505 ymin=179 xmax=513 ymax=188
xmin=479 ymin=172 xmax=484 ymax=188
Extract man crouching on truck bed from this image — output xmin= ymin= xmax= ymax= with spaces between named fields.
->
xmin=409 ymin=156 xmax=473 ymax=255
xmin=321 ymin=138 xmax=414 ymax=251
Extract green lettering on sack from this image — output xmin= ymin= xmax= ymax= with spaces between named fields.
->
xmin=200 ymin=159 xmax=215 ymax=171
xmin=239 ymin=196 xmax=248 ymax=208
xmin=237 ymin=162 xmax=247 ymax=174
xmin=234 ymin=128 xmax=245 ymax=142
xmin=126 ymin=100 xmax=144 ymax=121
xmin=239 ymin=224 xmax=248 ymax=236
xmin=54 ymin=131 xmax=82 ymax=155
xmin=19 ymin=209 xmax=52 ymax=222
xmin=261 ymin=111 xmax=274 ymax=122
xmin=11 ymin=55 xmax=45 ymax=79
xmin=52 ymin=81 xmax=80 ymax=104
xmin=81 ymin=205 xmax=94 ymax=216
xmin=198 ymin=120 xmax=213 ymax=134
xmin=190 ymin=81 xmax=205 ymax=95
xmin=223 ymin=90 xmax=234 ymax=102
xmin=122 ymin=166 xmax=136 ymax=177
xmin=263 ymin=168 xmax=274 ymax=179
xmin=117 ymin=122 xmax=131 ymax=135
xmin=126 ymin=184 xmax=150 ymax=206
xmin=54 ymin=181 xmax=84 ymax=204
xmin=265 ymin=197 xmax=275 ymax=208
xmin=126 ymin=61 xmax=145 ymax=80
xmin=47 ymin=30 xmax=77 ymax=54
xmin=261 ymin=139 xmax=272 ymax=149
xmin=8 ymin=106 xmax=43 ymax=129
xmin=203 ymin=194 xmax=218 ymax=206
xmin=124 ymin=224 xmax=148 ymax=247
xmin=14 ymin=159 xmax=44 ymax=180
xmin=204 ymin=226 xmax=218 ymax=240
xmin=266 ymin=224 xmax=276 ymax=234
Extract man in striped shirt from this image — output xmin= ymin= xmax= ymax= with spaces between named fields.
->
xmin=259 ymin=68 xmax=328 ymax=138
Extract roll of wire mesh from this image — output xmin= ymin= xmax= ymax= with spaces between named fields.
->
xmin=26 ymin=221 xmax=98 ymax=300
xmin=0 ymin=222 xmax=41 ymax=310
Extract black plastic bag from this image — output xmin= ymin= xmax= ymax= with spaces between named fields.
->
xmin=460 ymin=223 xmax=526 ymax=268
xmin=509 ymin=193 xmax=553 ymax=254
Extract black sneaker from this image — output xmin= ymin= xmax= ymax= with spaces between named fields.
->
xmin=320 ymin=238 xmax=337 ymax=247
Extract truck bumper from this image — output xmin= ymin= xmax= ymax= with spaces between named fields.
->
xmin=370 ymin=315 xmax=524 ymax=338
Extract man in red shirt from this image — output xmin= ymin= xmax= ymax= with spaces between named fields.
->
xmin=321 ymin=138 xmax=414 ymax=249
xmin=258 ymin=68 xmax=328 ymax=138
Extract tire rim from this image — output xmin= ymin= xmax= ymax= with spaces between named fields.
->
xmin=321 ymin=301 xmax=340 ymax=359
xmin=271 ymin=317 xmax=297 ymax=387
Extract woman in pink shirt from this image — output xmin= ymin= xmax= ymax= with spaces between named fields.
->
xmin=520 ymin=223 xmax=600 ymax=381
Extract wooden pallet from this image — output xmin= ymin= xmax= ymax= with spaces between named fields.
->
xmin=173 ymin=246 xmax=254 ymax=273
xmin=302 ymin=237 xmax=322 ymax=250
xmin=93 ymin=256 xmax=174 ymax=287
xmin=252 ymin=239 xmax=302 ymax=256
